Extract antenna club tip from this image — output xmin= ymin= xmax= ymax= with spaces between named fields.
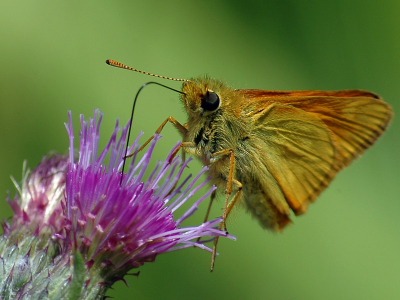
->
xmin=105 ymin=59 xmax=112 ymax=65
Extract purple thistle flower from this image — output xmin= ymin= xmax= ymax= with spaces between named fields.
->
xmin=63 ymin=110 xmax=233 ymax=275
xmin=5 ymin=154 xmax=68 ymax=238
xmin=2 ymin=155 xmax=71 ymax=299
xmin=0 ymin=109 xmax=234 ymax=299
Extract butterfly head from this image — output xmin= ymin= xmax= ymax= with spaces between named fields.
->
xmin=181 ymin=76 xmax=233 ymax=117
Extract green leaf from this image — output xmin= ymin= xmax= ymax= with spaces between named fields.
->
xmin=67 ymin=251 xmax=85 ymax=300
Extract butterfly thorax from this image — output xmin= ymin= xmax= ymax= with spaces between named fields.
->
xmin=181 ymin=77 xmax=250 ymax=183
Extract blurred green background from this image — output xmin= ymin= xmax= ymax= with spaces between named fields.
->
xmin=1 ymin=1 xmax=399 ymax=299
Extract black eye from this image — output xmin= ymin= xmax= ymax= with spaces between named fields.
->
xmin=201 ymin=91 xmax=220 ymax=111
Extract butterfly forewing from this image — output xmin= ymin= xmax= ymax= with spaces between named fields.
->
xmin=238 ymin=89 xmax=392 ymax=229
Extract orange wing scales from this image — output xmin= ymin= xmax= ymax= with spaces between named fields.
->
xmin=238 ymin=89 xmax=392 ymax=230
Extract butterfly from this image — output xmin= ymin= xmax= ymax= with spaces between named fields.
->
xmin=106 ymin=60 xmax=393 ymax=269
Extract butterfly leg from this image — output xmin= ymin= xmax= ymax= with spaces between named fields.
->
xmin=203 ymin=190 xmax=217 ymax=224
xmin=209 ymin=149 xmax=243 ymax=271
xmin=210 ymin=178 xmax=242 ymax=271
xmin=127 ymin=116 xmax=188 ymax=157
xmin=121 ymin=117 xmax=190 ymax=188
xmin=155 ymin=141 xmax=197 ymax=198
xmin=167 ymin=141 xmax=196 ymax=163
xmin=195 ymin=190 xmax=217 ymax=243
xmin=209 ymin=149 xmax=242 ymax=230
xmin=223 ymin=178 xmax=243 ymax=224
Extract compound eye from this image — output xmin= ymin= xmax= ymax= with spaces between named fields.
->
xmin=201 ymin=91 xmax=220 ymax=111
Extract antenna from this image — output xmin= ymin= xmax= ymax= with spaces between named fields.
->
xmin=106 ymin=59 xmax=191 ymax=82
xmin=107 ymin=61 xmax=189 ymax=184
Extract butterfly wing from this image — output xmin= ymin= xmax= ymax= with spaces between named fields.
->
xmin=240 ymin=90 xmax=392 ymax=168
xmin=238 ymin=89 xmax=392 ymax=229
